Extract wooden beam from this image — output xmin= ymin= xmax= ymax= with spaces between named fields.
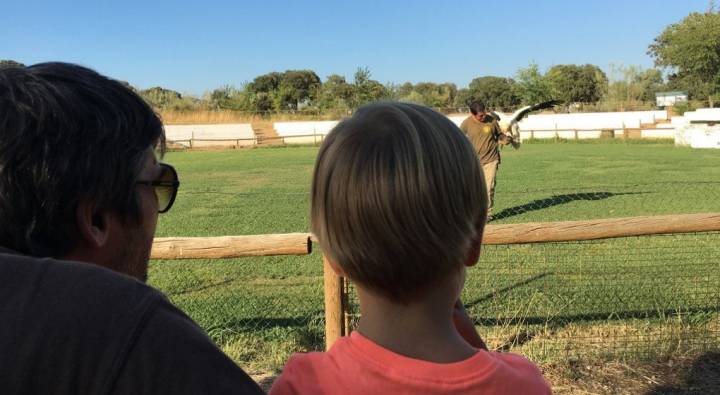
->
xmin=323 ymin=255 xmax=344 ymax=350
xmin=482 ymin=213 xmax=720 ymax=245
xmin=307 ymin=213 xmax=720 ymax=246
xmin=151 ymin=233 xmax=311 ymax=259
xmin=150 ymin=213 xmax=720 ymax=259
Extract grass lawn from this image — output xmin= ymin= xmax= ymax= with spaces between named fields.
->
xmin=149 ymin=142 xmax=720 ymax=391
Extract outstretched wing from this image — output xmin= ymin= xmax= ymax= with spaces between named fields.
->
xmin=508 ymin=100 xmax=560 ymax=125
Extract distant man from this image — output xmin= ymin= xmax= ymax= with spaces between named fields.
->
xmin=0 ymin=62 xmax=262 ymax=394
xmin=460 ymin=102 xmax=507 ymax=219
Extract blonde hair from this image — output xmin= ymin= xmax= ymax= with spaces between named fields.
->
xmin=311 ymin=102 xmax=487 ymax=303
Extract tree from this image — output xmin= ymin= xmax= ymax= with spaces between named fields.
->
xmin=247 ymin=72 xmax=282 ymax=93
xmin=648 ymin=11 xmax=720 ymax=105
xmin=604 ymin=64 xmax=664 ymax=110
xmin=395 ymin=82 xmax=457 ymax=108
xmin=318 ymin=74 xmax=354 ymax=111
xmin=247 ymin=70 xmax=321 ymax=111
xmin=515 ymin=62 xmax=553 ymax=105
xmin=466 ymin=76 xmax=520 ymax=111
xmin=277 ymin=70 xmax=321 ymax=110
xmin=0 ymin=60 xmax=25 ymax=69
xmin=207 ymin=85 xmax=253 ymax=111
xmin=546 ymin=64 xmax=607 ymax=104
xmin=453 ymin=88 xmax=475 ymax=108
xmin=350 ymin=67 xmax=388 ymax=108
xmin=139 ymin=87 xmax=182 ymax=110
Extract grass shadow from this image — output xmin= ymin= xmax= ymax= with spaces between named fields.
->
xmin=645 ymin=352 xmax=720 ymax=394
xmin=166 ymin=278 xmax=236 ymax=296
xmin=474 ymin=306 xmax=720 ymax=326
xmin=492 ymin=191 xmax=649 ymax=221
xmin=464 ymin=272 xmax=552 ymax=310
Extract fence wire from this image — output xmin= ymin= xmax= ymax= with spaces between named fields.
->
xmin=151 ymin=182 xmax=720 ymax=374
xmin=343 ymin=231 xmax=720 ymax=362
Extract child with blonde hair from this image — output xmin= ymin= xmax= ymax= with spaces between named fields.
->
xmin=271 ymin=102 xmax=550 ymax=394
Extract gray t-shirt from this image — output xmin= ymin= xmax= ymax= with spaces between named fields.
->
xmin=0 ymin=248 xmax=263 ymax=394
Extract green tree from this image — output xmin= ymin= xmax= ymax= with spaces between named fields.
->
xmin=0 ymin=60 xmax=25 ymax=69
xmin=396 ymin=82 xmax=415 ymax=99
xmin=247 ymin=70 xmax=321 ymax=111
xmin=208 ymin=85 xmax=253 ymax=111
xmin=318 ymin=74 xmax=354 ymax=111
xmin=546 ymin=64 xmax=607 ymax=103
xmin=139 ymin=87 xmax=182 ymax=110
xmin=350 ymin=67 xmax=388 ymax=108
xmin=606 ymin=64 xmax=664 ymax=105
xmin=466 ymin=76 xmax=520 ymax=111
xmin=453 ymin=88 xmax=475 ymax=108
xmin=396 ymin=82 xmax=456 ymax=108
xmin=248 ymin=72 xmax=282 ymax=93
xmin=648 ymin=11 xmax=720 ymax=105
xmin=515 ymin=62 xmax=553 ymax=104
xmin=277 ymin=70 xmax=321 ymax=110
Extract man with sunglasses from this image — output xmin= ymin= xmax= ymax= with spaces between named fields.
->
xmin=0 ymin=63 xmax=262 ymax=394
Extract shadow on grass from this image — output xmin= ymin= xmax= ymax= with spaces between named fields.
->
xmin=645 ymin=352 xmax=720 ymax=394
xmin=474 ymin=306 xmax=720 ymax=326
xmin=167 ymin=278 xmax=236 ymax=296
xmin=218 ymin=315 xmax=323 ymax=331
xmin=492 ymin=191 xmax=648 ymax=221
xmin=464 ymin=272 xmax=552 ymax=309
xmin=214 ymin=312 xmax=326 ymax=352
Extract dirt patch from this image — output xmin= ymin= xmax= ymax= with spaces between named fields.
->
xmin=249 ymin=372 xmax=277 ymax=392
xmin=543 ymin=352 xmax=720 ymax=394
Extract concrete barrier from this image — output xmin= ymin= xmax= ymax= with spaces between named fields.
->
xmin=274 ymin=121 xmax=339 ymax=136
xmin=165 ymin=124 xmax=256 ymax=147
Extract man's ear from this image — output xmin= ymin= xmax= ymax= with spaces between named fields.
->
xmin=75 ymin=198 xmax=111 ymax=249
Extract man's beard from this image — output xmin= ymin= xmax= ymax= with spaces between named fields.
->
xmin=112 ymin=223 xmax=152 ymax=282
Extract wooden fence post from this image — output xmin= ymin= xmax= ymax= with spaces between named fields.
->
xmin=323 ymin=255 xmax=344 ymax=350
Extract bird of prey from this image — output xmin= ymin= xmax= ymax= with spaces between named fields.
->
xmin=491 ymin=100 xmax=560 ymax=149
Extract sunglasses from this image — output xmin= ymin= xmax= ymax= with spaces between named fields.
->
xmin=135 ymin=163 xmax=180 ymax=213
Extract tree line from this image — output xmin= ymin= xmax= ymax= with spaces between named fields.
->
xmin=2 ymin=8 xmax=718 ymax=113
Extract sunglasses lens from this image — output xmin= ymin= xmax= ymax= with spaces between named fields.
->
xmin=156 ymin=165 xmax=178 ymax=213
xmin=155 ymin=185 xmax=172 ymax=212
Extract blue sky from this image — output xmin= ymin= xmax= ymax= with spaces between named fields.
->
xmin=1 ymin=0 xmax=709 ymax=95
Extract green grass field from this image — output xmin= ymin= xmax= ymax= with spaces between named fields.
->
xmin=149 ymin=142 xmax=720 ymax=379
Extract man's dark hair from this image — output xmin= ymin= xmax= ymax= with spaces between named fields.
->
xmin=0 ymin=62 xmax=165 ymax=257
xmin=469 ymin=101 xmax=486 ymax=115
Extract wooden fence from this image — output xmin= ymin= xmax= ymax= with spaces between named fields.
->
xmin=150 ymin=212 xmax=720 ymax=350
xmin=168 ymin=133 xmax=327 ymax=148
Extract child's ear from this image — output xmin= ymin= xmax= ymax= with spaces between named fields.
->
xmin=324 ymin=256 xmax=347 ymax=277
xmin=464 ymin=238 xmax=481 ymax=267
xmin=465 ymin=219 xmax=485 ymax=267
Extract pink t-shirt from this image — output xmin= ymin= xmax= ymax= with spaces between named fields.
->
xmin=270 ymin=331 xmax=551 ymax=394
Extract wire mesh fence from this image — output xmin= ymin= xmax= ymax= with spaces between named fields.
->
xmin=342 ymin=231 xmax=720 ymax=362
xmin=150 ymin=180 xmax=720 ymax=373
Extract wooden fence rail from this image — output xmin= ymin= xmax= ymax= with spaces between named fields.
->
xmin=150 ymin=212 xmax=720 ymax=349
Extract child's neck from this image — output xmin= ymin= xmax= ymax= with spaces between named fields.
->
xmin=355 ymin=287 xmax=478 ymax=364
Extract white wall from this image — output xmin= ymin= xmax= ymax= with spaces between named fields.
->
xmin=165 ymin=124 xmax=255 ymax=147
xmin=451 ymin=111 xmax=669 ymax=136
xmin=641 ymin=129 xmax=675 ymax=139
xmin=517 ymin=111 xmax=668 ymax=131
xmin=165 ymin=110 xmax=683 ymax=148
xmin=274 ymin=121 xmax=339 ymax=137
xmin=448 ymin=115 xmax=467 ymax=127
